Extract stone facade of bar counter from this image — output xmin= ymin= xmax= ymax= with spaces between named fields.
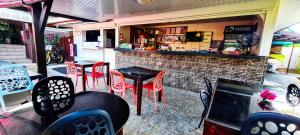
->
xmin=115 ymin=51 xmax=268 ymax=92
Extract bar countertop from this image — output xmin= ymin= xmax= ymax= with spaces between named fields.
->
xmin=114 ymin=48 xmax=267 ymax=59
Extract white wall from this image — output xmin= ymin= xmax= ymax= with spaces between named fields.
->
xmin=281 ymin=47 xmax=300 ymax=69
xmin=73 ymin=30 xmax=104 ymax=61
xmin=73 ymin=28 xmax=116 ymax=64
xmin=275 ymin=0 xmax=300 ymax=31
xmin=104 ymin=48 xmax=116 ymax=69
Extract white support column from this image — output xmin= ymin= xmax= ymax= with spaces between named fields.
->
xmin=115 ymin=23 xmax=120 ymax=48
xmin=99 ymin=29 xmax=104 ymax=48
xmin=258 ymin=0 xmax=280 ymax=56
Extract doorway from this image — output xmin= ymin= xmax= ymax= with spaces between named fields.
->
xmin=104 ymin=29 xmax=115 ymax=48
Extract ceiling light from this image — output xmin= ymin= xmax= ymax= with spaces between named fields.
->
xmin=136 ymin=0 xmax=155 ymax=4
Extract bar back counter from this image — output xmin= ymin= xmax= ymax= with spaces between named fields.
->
xmin=114 ymin=48 xmax=268 ymax=92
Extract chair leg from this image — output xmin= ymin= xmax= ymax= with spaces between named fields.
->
xmin=0 ymin=96 xmax=7 ymax=112
xmin=162 ymin=90 xmax=166 ymax=109
xmin=132 ymin=89 xmax=137 ymax=105
xmin=153 ymin=91 xmax=158 ymax=112
xmin=85 ymin=76 xmax=89 ymax=88
xmin=122 ymin=91 xmax=126 ymax=98
xmin=103 ymin=77 xmax=107 ymax=87
xmin=132 ymin=86 xmax=136 ymax=105
xmin=92 ymin=77 xmax=96 ymax=91
xmin=147 ymin=90 xmax=151 ymax=104
xmin=198 ymin=116 xmax=205 ymax=128
xmin=96 ymin=77 xmax=99 ymax=85
xmin=75 ymin=76 xmax=78 ymax=91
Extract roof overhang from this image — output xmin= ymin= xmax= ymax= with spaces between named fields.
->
xmin=0 ymin=0 xmax=41 ymax=8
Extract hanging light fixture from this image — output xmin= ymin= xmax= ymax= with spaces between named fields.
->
xmin=136 ymin=0 xmax=155 ymax=4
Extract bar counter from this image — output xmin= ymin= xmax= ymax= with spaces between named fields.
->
xmin=114 ymin=48 xmax=265 ymax=59
xmin=114 ymin=48 xmax=268 ymax=92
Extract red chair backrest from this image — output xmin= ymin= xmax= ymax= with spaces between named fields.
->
xmin=109 ymin=70 xmax=126 ymax=93
xmin=92 ymin=62 xmax=105 ymax=76
xmin=65 ymin=61 xmax=78 ymax=75
xmin=153 ymin=70 xmax=166 ymax=92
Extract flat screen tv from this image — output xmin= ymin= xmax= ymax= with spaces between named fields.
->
xmin=86 ymin=30 xmax=100 ymax=42
xmin=186 ymin=32 xmax=203 ymax=42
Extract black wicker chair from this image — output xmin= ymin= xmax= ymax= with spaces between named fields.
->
xmin=241 ymin=112 xmax=300 ymax=135
xmin=286 ymin=84 xmax=300 ymax=106
xmin=198 ymin=90 xmax=212 ymax=128
xmin=203 ymin=77 xmax=213 ymax=95
xmin=32 ymin=76 xmax=75 ymax=129
xmin=42 ymin=109 xmax=115 ymax=135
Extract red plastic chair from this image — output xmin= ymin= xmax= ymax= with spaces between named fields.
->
xmin=142 ymin=70 xmax=166 ymax=112
xmin=109 ymin=70 xmax=136 ymax=103
xmin=85 ymin=62 xmax=106 ymax=91
xmin=65 ymin=61 xmax=86 ymax=91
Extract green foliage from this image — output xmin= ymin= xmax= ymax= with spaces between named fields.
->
xmin=296 ymin=64 xmax=300 ymax=73
xmin=3 ymin=26 xmax=16 ymax=39
xmin=44 ymin=36 xmax=51 ymax=45
xmin=0 ymin=21 xmax=8 ymax=31
xmin=44 ymin=34 xmax=61 ymax=45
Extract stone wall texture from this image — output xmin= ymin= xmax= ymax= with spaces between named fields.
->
xmin=115 ymin=52 xmax=268 ymax=92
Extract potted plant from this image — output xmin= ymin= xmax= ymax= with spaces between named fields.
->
xmin=258 ymin=89 xmax=277 ymax=111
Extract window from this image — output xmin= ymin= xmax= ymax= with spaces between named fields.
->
xmin=86 ymin=30 xmax=100 ymax=42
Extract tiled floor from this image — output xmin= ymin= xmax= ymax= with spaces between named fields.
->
xmin=2 ymin=64 xmax=300 ymax=135
xmin=2 ymin=64 xmax=204 ymax=135
xmin=49 ymin=65 xmax=204 ymax=135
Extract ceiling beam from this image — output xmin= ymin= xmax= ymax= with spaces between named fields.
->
xmin=47 ymin=25 xmax=70 ymax=29
xmin=11 ymin=7 xmax=98 ymax=22
xmin=49 ymin=12 xmax=98 ymax=22
xmin=47 ymin=19 xmax=81 ymax=27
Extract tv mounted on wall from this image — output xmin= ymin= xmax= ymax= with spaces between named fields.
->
xmin=186 ymin=32 xmax=203 ymax=42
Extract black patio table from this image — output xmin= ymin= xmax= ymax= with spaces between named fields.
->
xmin=0 ymin=91 xmax=129 ymax=135
xmin=117 ymin=66 xmax=161 ymax=115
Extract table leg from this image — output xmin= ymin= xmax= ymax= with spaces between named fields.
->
xmin=81 ymin=66 xmax=86 ymax=91
xmin=133 ymin=80 xmax=137 ymax=94
xmin=137 ymin=80 xmax=143 ymax=115
xmin=106 ymin=63 xmax=110 ymax=85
